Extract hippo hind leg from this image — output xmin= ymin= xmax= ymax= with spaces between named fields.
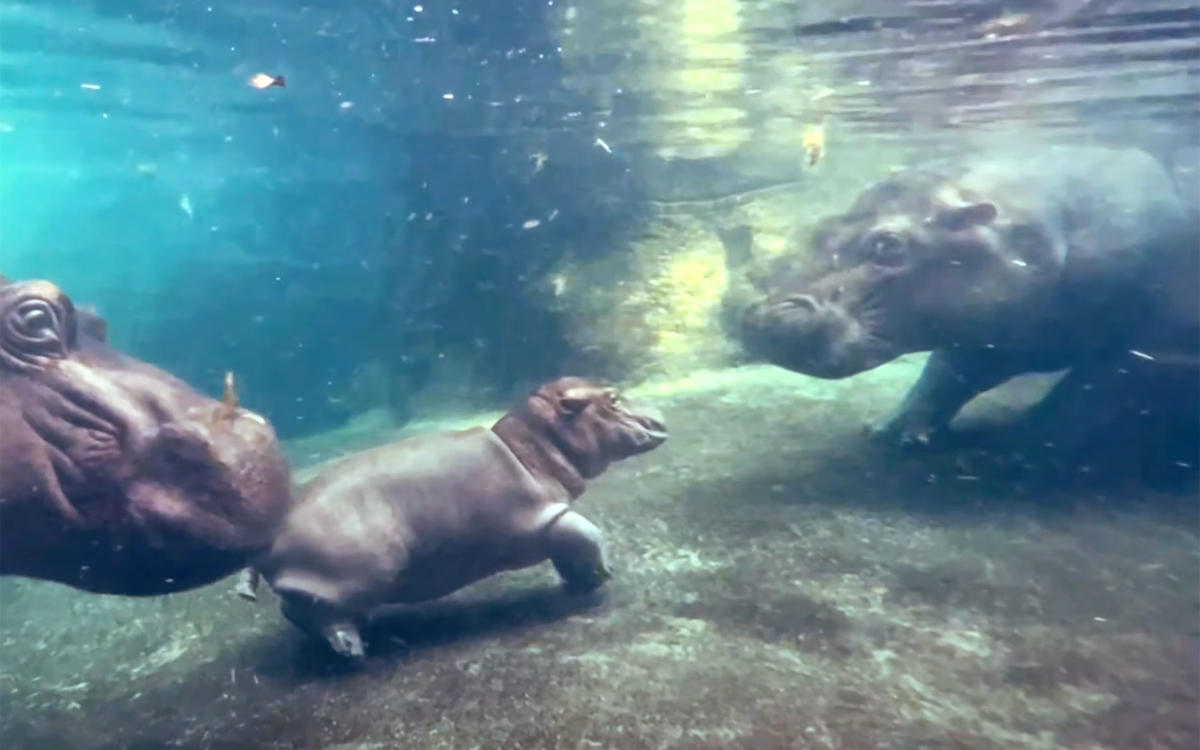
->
xmin=546 ymin=510 xmax=611 ymax=593
xmin=277 ymin=589 xmax=366 ymax=660
xmin=1011 ymin=354 xmax=1199 ymax=482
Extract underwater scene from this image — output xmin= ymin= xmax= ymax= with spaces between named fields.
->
xmin=1 ymin=1 xmax=1198 ymax=748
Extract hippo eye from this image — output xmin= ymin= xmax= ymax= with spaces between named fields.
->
xmin=866 ymin=232 xmax=908 ymax=267
xmin=14 ymin=299 xmax=61 ymax=342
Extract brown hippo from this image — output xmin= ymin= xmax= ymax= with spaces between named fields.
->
xmin=0 ymin=276 xmax=293 ymax=595
xmin=739 ymin=145 xmax=1198 ymax=455
xmin=237 ymin=376 xmax=667 ymax=659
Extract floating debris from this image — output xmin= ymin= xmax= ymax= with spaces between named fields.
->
xmin=522 ymin=219 xmax=541 ymax=230
xmin=594 ymin=137 xmax=612 ymax=154
xmin=973 ymin=13 xmax=1033 ymax=39
xmin=248 ymin=73 xmax=286 ymax=90
xmin=80 ymin=83 xmax=101 ymax=91
xmin=179 ymin=194 xmax=193 ymax=219
xmin=1128 ymin=349 xmax=1155 ymax=361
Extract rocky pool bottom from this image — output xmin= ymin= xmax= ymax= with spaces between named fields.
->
xmin=1 ymin=358 xmax=1196 ymax=750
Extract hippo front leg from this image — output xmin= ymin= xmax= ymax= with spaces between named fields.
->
xmin=546 ymin=511 xmax=611 ymax=593
xmin=872 ymin=349 xmax=1030 ymax=446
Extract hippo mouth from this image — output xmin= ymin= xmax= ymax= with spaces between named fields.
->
xmin=740 ymin=294 xmax=901 ymax=379
xmin=620 ymin=400 xmax=669 ymax=451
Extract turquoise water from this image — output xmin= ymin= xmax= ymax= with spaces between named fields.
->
xmin=2 ymin=2 xmax=1198 ymax=749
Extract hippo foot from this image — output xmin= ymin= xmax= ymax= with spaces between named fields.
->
xmin=279 ymin=592 xmax=367 ymax=660
xmin=864 ymin=417 xmax=950 ymax=450
xmin=547 ymin=510 xmax=612 ymax=593
xmin=324 ymin=623 xmax=366 ymax=660
xmin=233 ymin=568 xmax=260 ymax=601
xmin=557 ymin=560 xmax=612 ymax=594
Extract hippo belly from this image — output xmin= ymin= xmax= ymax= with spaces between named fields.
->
xmin=257 ymin=427 xmax=562 ymax=612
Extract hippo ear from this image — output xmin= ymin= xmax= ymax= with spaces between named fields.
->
xmin=77 ymin=307 xmax=109 ymax=343
xmin=558 ymin=388 xmax=594 ymax=415
xmin=934 ymin=202 xmax=997 ymax=231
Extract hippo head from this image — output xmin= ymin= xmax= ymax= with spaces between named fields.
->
xmin=0 ymin=277 xmax=293 ymax=595
xmin=493 ymin=376 xmax=668 ymax=494
xmin=740 ymin=170 xmax=1062 ymax=378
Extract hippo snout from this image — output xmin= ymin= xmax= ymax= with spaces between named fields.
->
xmin=740 ymin=294 xmax=892 ymax=379
xmin=626 ymin=399 xmax=668 ymax=448
xmin=741 ymin=295 xmax=839 ymax=360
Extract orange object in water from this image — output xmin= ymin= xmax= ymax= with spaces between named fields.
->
xmin=801 ymin=120 xmax=826 ymax=167
xmin=249 ymin=73 xmax=286 ymax=90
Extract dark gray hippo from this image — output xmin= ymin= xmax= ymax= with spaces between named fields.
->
xmin=0 ymin=276 xmax=293 ymax=595
xmin=237 ymin=376 xmax=668 ymax=659
xmin=740 ymin=146 xmax=1198 ymax=453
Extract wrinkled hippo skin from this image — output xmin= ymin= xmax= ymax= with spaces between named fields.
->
xmin=0 ymin=276 xmax=293 ymax=595
xmin=238 ymin=377 xmax=667 ymax=659
xmin=741 ymin=146 xmax=1198 ymax=455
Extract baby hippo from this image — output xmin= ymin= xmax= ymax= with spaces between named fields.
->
xmin=238 ymin=377 xmax=668 ymax=659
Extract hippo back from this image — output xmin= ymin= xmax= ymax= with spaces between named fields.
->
xmin=958 ymin=146 xmax=1186 ymax=272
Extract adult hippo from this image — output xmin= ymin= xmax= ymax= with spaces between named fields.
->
xmin=740 ymin=146 xmax=1198 ymax=452
xmin=0 ymin=276 xmax=293 ymax=595
xmin=236 ymin=376 xmax=668 ymax=659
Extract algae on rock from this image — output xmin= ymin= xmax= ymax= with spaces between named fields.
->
xmin=547 ymin=213 xmax=736 ymax=379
